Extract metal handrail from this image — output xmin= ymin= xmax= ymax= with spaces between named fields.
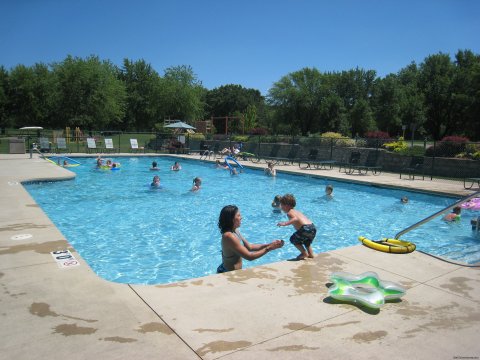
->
xmin=395 ymin=190 xmax=480 ymax=239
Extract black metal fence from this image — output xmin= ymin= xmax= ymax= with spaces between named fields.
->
xmin=1 ymin=130 xmax=479 ymax=181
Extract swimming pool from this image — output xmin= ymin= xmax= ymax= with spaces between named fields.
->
xmin=25 ymin=156 xmax=480 ymax=284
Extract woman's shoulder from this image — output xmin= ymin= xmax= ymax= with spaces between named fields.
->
xmin=222 ymin=231 xmax=239 ymax=240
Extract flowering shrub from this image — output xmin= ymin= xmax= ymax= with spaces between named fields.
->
xmin=365 ymin=131 xmax=390 ymax=139
xmin=426 ymin=135 xmax=470 ymax=157
xmin=365 ymin=131 xmax=392 ymax=147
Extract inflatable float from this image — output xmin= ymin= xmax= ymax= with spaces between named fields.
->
xmin=328 ymin=271 xmax=406 ymax=309
xmin=358 ymin=236 xmax=416 ymax=254
xmin=461 ymin=198 xmax=480 ymax=211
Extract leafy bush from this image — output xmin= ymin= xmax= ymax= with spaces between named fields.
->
xmin=188 ymin=133 xmax=205 ymax=141
xmin=317 ymin=132 xmax=355 ymax=147
xmin=384 ymin=137 xmax=408 ymax=153
xmin=403 ymin=145 xmax=426 ymax=156
xmin=425 ymin=135 xmax=470 ymax=157
xmin=248 ymin=127 xmax=269 ymax=136
xmin=472 ymin=151 xmax=480 ymax=160
xmin=354 ymin=139 xmax=367 ymax=148
xmin=231 ymin=135 xmax=250 ymax=142
xmin=320 ymin=132 xmax=345 ymax=139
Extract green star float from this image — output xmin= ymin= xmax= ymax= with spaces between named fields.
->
xmin=328 ymin=272 xmax=406 ymax=309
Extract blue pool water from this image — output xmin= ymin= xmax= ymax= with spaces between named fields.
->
xmin=25 ymin=156 xmax=480 ymax=284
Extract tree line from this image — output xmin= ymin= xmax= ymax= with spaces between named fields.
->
xmin=0 ymin=50 xmax=479 ymax=140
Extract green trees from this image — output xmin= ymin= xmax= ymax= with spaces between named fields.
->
xmin=119 ymin=59 xmax=162 ymax=131
xmin=7 ymin=63 xmax=57 ymax=128
xmin=268 ymin=68 xmax=326 ymax=135
xmin=0 ymin=66 xmax=8 ymax=130
xmin=0 ymin=50 xmax=479 ymax=140
xmin=268 ymin=68 xmax=376 ymax=136
xmin=267 ymin=51 xmax=480 ymax=140
xmin=162 ymin=65 xmax=206 ymax=122
xmin=51 ymin=56 xmax=126 ymax=130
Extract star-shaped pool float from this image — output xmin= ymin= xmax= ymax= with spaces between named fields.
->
xmin=328 ymin=271 xmax=406 ymax=309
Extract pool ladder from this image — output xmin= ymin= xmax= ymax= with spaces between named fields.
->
xmin=395 ymin=190 xmax=480 ymax=239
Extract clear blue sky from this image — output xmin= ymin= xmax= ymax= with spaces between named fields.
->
xmin=1 ymin=0 xmax=479 ymax=95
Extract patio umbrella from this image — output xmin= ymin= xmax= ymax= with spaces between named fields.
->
xmin=164 ymin=121 xmax=196 ymax=130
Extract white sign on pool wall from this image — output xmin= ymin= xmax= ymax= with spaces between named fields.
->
xmin=50 ymin=250 xmax=80 ymax=269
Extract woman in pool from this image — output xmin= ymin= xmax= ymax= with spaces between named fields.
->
xmin=217 ymin=205 xmax=284 ymax=273
xmin=264 ymin=162 xmax=276 ymax=177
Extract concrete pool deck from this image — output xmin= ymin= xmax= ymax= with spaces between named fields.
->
xmin=1 ymin=153 xmax=479 ymax=360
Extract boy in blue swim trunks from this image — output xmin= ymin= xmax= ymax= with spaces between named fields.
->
xmin=277 ymin=193 xmax=316 ymax=260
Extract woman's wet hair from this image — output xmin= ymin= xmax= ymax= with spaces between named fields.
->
xmin=218 ymin=205 xmax=238 ymax=234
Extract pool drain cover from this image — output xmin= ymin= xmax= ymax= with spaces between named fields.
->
xmin=11 ymin=234 xmax=33 ymax=240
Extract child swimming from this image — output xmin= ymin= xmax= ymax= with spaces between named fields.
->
xmin=171 ymin=162 xmax=181 ymax=171
xmin=151 ymin=175 xmax=161 ymax=188
xmin=444 ymin=206 xmax=461 ymax=222
xmin=191 ymin=177 xmax=202 ymax=192
xmin=272 ymin=195 xmax=282 ymax=213
xmin=325 ymin=184 xmax=334 ymax=199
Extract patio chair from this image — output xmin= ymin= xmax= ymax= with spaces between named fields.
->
xmin=299 ymin=148 xmax=337 ymax=170
xmin=129 ymin=139 xmax=144 ymax=153
xmin=104 ymin=138 xmax=117 ymax=153
xmin=400 ymin=156 xmax=425 ymax=180
xmin=338 ymin=151 xmax=361 ymax=173
xmin=86 ymin=138 xmax=98 ymax=153
xmin=39 ymin=137 xmax=51 ymax=152
xmin=251 ymin=144 xmax=280 ymax=163
xmin=464 ymin=177 xmax=480 ymax=190
xmin=349 ymin=151 xmax=382 ymax=175
xmin=55 ymin=137 xmax=68 ymax=153
xmin=276 ymin=144 xmax=300 ymax=165
xmin=237 ymin=142 xmax=258 ymax=161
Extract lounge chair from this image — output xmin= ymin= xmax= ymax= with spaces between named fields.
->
xmin=276 ymin=144 xmax=300 ymax=165
xmin=237 ymin=142 xmax=258 ymax=161
xmin=130 ymin=139 xmax=144 ymax=153
xmin=86 ymin=138 xmax=97 ymax=153
xmin=104 ymin=138 xmax=117 ymax=153
xmin=349 ymin=151 xmax=382 ymax=175
xmin=400 ymin=156 xmax=425 ymax=180
xmin=39 ymin=137 xmax=51 ymax=152
xmin=464 ymin=177 xmax=480 ymax=189
xmin=55 ymin=137 xmax=68 ymax=153
xmin=298 ymin=148 xmax=336 ymax=169
xmin=338 ymin=151 xmax=361 ymax=173
xmin=251 ymin=144 xmax=280 ymax=163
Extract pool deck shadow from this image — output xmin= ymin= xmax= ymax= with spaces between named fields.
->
xmin=1 ymin=153 xmax=479 ymax=359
